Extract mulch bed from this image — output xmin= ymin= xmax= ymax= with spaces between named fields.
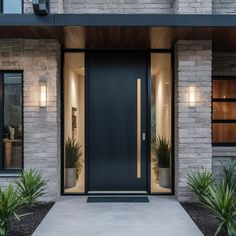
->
xmin=181 ymin=203 xmax=227 ymax=236
xmin=7 ymin=202 xmax=54 ymax=236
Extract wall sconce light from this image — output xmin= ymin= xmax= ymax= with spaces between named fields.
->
xmin=188 ymin=85 xmax=196 ymax=107
xmin=32 ymin=0 xmax=49 ymax=16
xmin=39 ymin=81 xmax=47 ymax=107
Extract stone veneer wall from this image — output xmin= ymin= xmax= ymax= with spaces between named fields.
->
xmin=212 ymin=52 xmax=236 ymax=180
xmin=23 ymin=0 xmax=32 ymax=13
xmin=174 ymin=0 xmax=212 ymax=14
xmin=24 ymin=0 xmax=64 ymax=13
xmin=24 ymin=0 xmax=174 ymax=14
xmin=63 ymin=0 xmax=174 ymax=14
xmin=0 ymin=39 xmax=61 ymax=201
xmin=213 ymin=0 xmax=236 ymax=14
xmin=23 ymin=0 xmax=236 ymax=14
xmin=175 ymin=40 xmax=212 ymax=202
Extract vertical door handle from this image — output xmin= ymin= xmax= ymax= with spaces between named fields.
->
xmin=137 ymin=78 xmax=141 ymax=178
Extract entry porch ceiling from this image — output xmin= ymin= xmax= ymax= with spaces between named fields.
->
xmin=0 ymin=26 xmax=235 ymax=51
xmin=64 ymin=27 xmax=236 ymax=51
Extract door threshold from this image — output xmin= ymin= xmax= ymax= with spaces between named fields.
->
xmin=87 ymin=191 xmax=148 ymax=194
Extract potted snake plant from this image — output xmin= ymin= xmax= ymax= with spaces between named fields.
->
xmin=152 ymin=136 xmax=171 ymax=188
xmin=65 ymin=138 xmax=82 ymax=188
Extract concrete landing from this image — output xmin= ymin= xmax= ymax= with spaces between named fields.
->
xmin=33 ymin=196 xmax=203 ymax=236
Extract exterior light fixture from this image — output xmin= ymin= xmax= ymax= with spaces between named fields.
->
xmin=39 ymin=81 xmax=47 ymax=107
xmin=32 ymin=0 xmax=49 ymax=16
xmin=188 ymin=85 xmax=196 ymax=107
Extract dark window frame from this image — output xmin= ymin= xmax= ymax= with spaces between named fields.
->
xmin=212 ymin=75 xmax=236 ymax=146
xmin=0 ymin=0 xmax=23 ymax=14
xmin=0 ymin=71 xmax=24 ymax=173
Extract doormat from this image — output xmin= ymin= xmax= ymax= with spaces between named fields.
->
xmin=87 ymin=197 xmax=149 ymax=203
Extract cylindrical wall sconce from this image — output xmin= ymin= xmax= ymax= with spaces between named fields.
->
xmin=188 ymin=85 xmax=196 ymax=107
xmin=39 ymin=81 xmax=47 ymax=107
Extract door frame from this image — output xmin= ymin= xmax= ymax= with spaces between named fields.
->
xmin=61 ymin=48 xmax=175 ymax=196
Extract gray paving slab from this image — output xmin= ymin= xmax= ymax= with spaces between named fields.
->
xmin=33 ymin=196 xmax=203 ymax=236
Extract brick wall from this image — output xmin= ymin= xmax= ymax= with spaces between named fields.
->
xmin=212 ymin=52 xmax=236 ymax=180
xmin=0 ymin=39 xmax=61 ymax=201
xmin=175 ymin=40 xmax=212 ymax=202
xmin=174 ymin=0 xmax=212 ymax=14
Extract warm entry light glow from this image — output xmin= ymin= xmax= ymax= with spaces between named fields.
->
xmin=188 ymin=85 xmax=196 ymax=107
xmin=137 ymin=78 xmax=141 ymax=178
xmin=40 ymin=82 xmax=47 ymax=107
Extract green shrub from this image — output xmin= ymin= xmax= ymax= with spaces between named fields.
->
xmin=152 ymin=136 xmax=171 ymax=168
xmin=187 ymin=161 xmax=236 ymax=236
xmin=0 ymin=185 xmax=25 ymax=236
xmin=187 ymin=169 xmax=214 ymax=201
xmin=202 ymin=182 xmax=236 ymax=236
xmin=65 ymin=138 xmax=83 ymax=169
xmin=16 ymin=169 xmax=48 ymax=207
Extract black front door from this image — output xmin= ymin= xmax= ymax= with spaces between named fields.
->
xmin=87 ymin=51 xmax=148 ymax=192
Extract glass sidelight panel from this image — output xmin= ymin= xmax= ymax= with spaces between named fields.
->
xmin=64 ymin=53 xmax=85 ymax=194
xmin=151 ymin=53 xmax=172 ymax=194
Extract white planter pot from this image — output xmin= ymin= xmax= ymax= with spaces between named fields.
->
xmin=66 ymin=168 xmax=76 ymax=188
xmin=159 ymin=168 xmax=170 ymax=188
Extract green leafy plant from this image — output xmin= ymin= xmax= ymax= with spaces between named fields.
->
xmin=220 ymin=160 xmax=236 ymax=189
xmin=202 ymin=182 xmax=236 ymax=236
xmin=0 ymin=185 xmax=26 ymax=236
xmin=16 ymin=169 xmax=48 ymax=207
xmin=152 ymin=155 xmax=159 ymax=181
xmin=187 ymin=169 xmax=214 ymax=201
xmin=65 ymin=138 xmax=82 ymax=170
xmin=152 ymin=136 xmax=171 ymax=168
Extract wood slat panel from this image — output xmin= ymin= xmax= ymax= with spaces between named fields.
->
xmin=0 ymin=26 xmax=236 ymax=51
xmin=85 ymin=27 xmax=150 ymax=48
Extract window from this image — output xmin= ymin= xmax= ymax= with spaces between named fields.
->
xmin=0 ymin=72 xmax=23 ymax=172
xmin=151 ymin=53 xmax=173 ymax=194
xmin=212 ymin=76 xmax=236 ymax=145
xmin=63 ymin=53 xmax=85 ymax=193
xmin=0 ymin=0 xmax=22 ymax=14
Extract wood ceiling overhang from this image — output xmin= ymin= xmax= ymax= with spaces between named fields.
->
xmin=0 ymin=14 xmax=236 ymax=51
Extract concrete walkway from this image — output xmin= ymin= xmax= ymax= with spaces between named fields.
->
xmin=33 ymin=196 xmax=203 ymax=236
